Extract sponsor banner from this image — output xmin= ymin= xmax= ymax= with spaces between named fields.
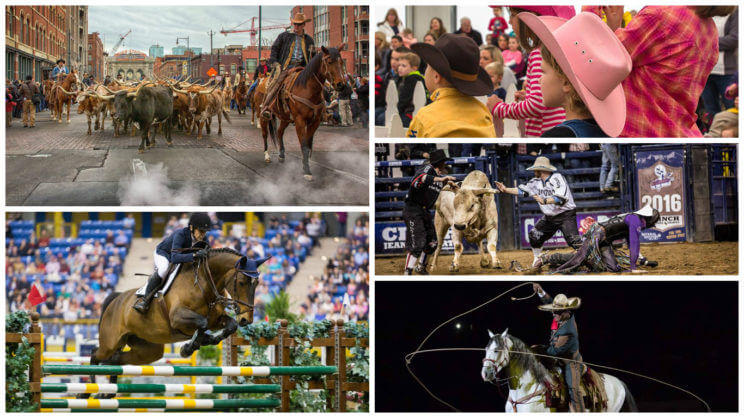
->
xmin=519 ymin=211 xmax=620 ymax=248
xmin=635 ymin=148 xmax=687 ymax=242
xmin=375 ymin=222 xmax=479 ymax=255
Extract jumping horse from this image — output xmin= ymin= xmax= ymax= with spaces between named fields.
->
xmin=258 ymin=45 xmax=347 ymax=181
xmin=481 ymin=329 xmax=637 ymax=412
xmin=85 ymin=248 xmax=266 ymax=398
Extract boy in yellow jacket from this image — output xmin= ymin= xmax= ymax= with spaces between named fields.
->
xmin=406 ymin=34 xmax=495 ymax=138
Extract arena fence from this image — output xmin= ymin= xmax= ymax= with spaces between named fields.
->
xmin=12 ymin=314 xmax=366 ymax=412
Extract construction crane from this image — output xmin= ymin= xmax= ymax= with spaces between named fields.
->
xmin=110 ymin=29 xmax=132 ymax=55
xmin=220 ymin=17 xmax=290 ymax=46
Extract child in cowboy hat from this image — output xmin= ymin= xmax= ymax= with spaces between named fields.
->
xmin=517 ymin=11 xmax=632 ymax=137
xmin=405 ymin=34 xmax=495 ymax=138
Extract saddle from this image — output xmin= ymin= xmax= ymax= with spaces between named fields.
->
xmin=271 ymin=67 xmax=304 ymax=116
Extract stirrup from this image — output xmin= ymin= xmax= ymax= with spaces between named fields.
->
xmin=133 ymin=298 xmax=150 ymax=314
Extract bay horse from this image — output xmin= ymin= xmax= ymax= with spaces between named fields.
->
xmin=260 ymin=45 xmax=347 ymax=180
xmin=250 ymin=73 xmax=267 ymax=128
xmin=52 ymin=70 xmax=81 ymax=124
xmin=481 ymin=329 xmax=637 ymax=412
xmin=234 ymin=78 xmax=249 ymax=115
xmin=86 ymin=249 xmax=264 ymax=396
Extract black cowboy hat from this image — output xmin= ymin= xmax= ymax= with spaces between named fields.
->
xmin=56 ymin=59 xmax=65 ymax=64
xmin=429 ymin=149 xmax=448 ymax=167
xmin=411 ymin=33 xmax=493 ymax=96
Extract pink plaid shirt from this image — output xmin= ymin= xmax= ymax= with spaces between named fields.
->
xmin=614 ymin=6 xmax=718 ymax=137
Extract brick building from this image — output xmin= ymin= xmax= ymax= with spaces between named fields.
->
xmin=291 ymin=5 xmax=369 ymax=77
xmin=66 ymin=6 xmax=88 ymax=73
xmin=6 ymin=6 xmax=68 ymax=81
xmin=188 ymin=53 xmax=244 ymax=81
xmin=87 ymin=31 xmax=103 ymax=80
xmin=241 ymin=46 xmax=272 ymax=77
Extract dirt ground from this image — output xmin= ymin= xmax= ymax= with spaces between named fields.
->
xmin=376 ymin=242 xmax=738 ymax=275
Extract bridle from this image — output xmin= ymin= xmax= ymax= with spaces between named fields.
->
xmin=192 ymin=252 xmax=256 ymax=319
xmin=482 ymin=340 xmax=547 ymax=412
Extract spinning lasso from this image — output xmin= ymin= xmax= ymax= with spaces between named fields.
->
xmin=404 ymin=282 xmax=711 ymax=412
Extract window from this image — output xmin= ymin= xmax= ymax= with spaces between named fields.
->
xmin=19 ymin=12 xmax=24 ymax=42
xmin=230 ymin=63 xmax=236 ymax=75
xmin=6 ymin=7 xmax=13 ymax=37
xmin=245 ymin=58 xmax=256 ymax=74
xmin=7 ymin=51 xmax=16 ymax=81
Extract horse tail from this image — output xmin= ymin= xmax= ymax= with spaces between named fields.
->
xmin=619 ymin=380 xmax=638 ymax=412
xmin=267 ymin=116 xmax=278 ymax=149
xmin=222 ymin=108 xmax=231 ymax=124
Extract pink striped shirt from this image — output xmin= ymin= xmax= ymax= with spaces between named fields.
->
xmin=491 ymin=48 xmax=565 ymax=137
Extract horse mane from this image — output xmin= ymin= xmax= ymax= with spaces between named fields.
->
xmin=295 ymin=52 xmax=324 ymax=88
xmin=500 ymin=333 xmax=551 ymax=383
xmin=206 ymin=247 xmax=243 ymax=257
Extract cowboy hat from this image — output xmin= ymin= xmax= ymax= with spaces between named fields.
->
xmin=526 ymin=156 xmax=557 ymax=172
xmin=428 ymin=149 xmax=448 ymax=167
xmin=518 ymin=12 xmax=631 ymax=137
xmin=509 ymin=6 xmax=576 ymax=19
xmin=634 ymin=204 xmax=660 ymax=228
xmin=290 ymin=12 xmax=311 ymax=24
xmin=411 ymin=33 xmax=493 ymax=96
xmin=56 ymin=59 xmax=66 ymax=64
xmin=538 ymin=294 xmax=581 ymax=311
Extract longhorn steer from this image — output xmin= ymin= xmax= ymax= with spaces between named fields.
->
xmin=109 ymin=84 xmax=174 ymax=152
xmin=431 ymin=170 xmax=502 ymax=273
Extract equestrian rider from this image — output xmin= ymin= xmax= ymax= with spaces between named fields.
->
xmin=247 ymin=58 xmax=269 ymax=99
xmin=233 ymin=66 xmax=247 ymax=92
xmin=536 ymin=205 xmax=661 ymax=273
xmin=495 ymin=156 xmax=581 ymax=267
xmin=534 ymin=283 xmax=585 ymax=412
xmin=403 ymin=149 xmax=457 ymax=275
xmin=133 ymin=212 xmax=212 ymax=314
xmin=260 ymin=12 xmax=316 ymax=119
xmin=50 ymin=59 xmax=68 ymax=81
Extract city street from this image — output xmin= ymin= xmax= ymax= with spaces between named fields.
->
xmin=6 ymin=110 xmax=369 ymax=206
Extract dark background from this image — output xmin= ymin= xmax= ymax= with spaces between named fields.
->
xmin=376 ymin=281 xmax=738 ymax=412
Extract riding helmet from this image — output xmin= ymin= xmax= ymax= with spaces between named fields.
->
xmin=189 ymin=212 xmax=212 ymax=231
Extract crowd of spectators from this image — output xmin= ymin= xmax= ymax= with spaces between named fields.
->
xmin=299 ymin=216 xmax=369 ymax=322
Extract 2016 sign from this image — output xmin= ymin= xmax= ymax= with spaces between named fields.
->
xmin=635 ymin=148 xmax=687 ymax=242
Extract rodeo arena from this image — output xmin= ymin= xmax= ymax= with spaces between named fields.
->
xmin=375 ymin=143 xmax=738 ymax=275
xmin=5 ymin=6 xmax=369 ymax=206
xmin=6 ymin=212 xmax=370 ymax=412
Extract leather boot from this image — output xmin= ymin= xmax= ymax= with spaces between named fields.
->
xmin=133 ymin=272 xmax=162 ymax=314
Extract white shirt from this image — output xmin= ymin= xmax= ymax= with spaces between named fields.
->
xmin=520 ymin=172 xmax=576 ymax=216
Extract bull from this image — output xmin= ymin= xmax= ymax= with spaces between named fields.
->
xmin=170 ymin=83 xmax=231 ymax=140
xmin=431 ymin=170 xmax=502 ymax=273
xmin=99 ymin=83 xmax=174 ymax=152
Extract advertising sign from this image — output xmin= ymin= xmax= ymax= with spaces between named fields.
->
xmin=634 ymin=148 xmax=687 ymax=242
xmin=375 ymin=222 xmax=479 ymax=255
xmin=518 ymin=211 xmax=620 ymax=248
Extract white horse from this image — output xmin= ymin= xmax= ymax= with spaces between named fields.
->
xmin=480 ymin=329 xmax=637 ymax=412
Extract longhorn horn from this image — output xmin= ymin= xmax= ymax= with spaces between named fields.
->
xmin=170 ymin=85 xmax=188 ymax=94
xmin=198 ymin=84 xmax=218 ymax=95
xmin=57 ymin=86 xmax=77 ymax=96
xmin=101 ymin=85 xmax=118 ymax=95
xmin=126 ymin=82 xmax=152 ymax=97
xmin=91 ymin=92 xmax=115 ymax=101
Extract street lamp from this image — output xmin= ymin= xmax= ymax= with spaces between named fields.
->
xmin=176 ymin=36 xmax=190 ymax=78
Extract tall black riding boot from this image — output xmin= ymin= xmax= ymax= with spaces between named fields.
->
xmin=133 ymin=272 xmax=163 ymax=314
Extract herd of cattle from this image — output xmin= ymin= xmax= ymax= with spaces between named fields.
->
xmin=42 ymin=69 xmax=266 ymax=152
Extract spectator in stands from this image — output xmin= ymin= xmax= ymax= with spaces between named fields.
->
xmin=429 ymin=17 xmax=448 ymax=39
xmin=396 ymin=52 xmax=427 ymax=128
xmin=164 ymin=216 xmax=179 ymax=237
xmin=455 ymin=17 xmax=484 ymax=46
xmin=377 ymin=8 xmax=404 ymax=42
xmin=423 ymin=32 xmax=437 ymax=44
xmin=38 ymin=229 xmax=51 ymax=247
xmin=390 ymin=35 xmax=403 ymax=51
xmin=406 ymin=34 xmax=495 ymax=137
xmin=502 ymin=35 xmax=523 ymax=70
xmin=208 ymin=212 xmax=223 ymax=231
xmin=497 ymin=34 xmax=509 ymax=51
xmin=375 ymin=32 xmax=392 ymax=77
xmin=105 ymin=230 xmax=115 ymax=245
xmin=123 ymin=213 xmax=136 ymax=229
xmin=488 ymin=7 xmax=573 ymax=137
xmin=599 ymin=144 xmax=620 ymax=193
xmin=114 ymin=230 xmax=129 ymax=247
xmin=306 ymin=215 xmax=325 ymax=247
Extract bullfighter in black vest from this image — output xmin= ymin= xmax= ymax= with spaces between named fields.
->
xmin=260 ymin=12 xmax=316 ymax=119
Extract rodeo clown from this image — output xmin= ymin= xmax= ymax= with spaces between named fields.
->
xmin=495 ymin=156 xmax=580 ymax=267
xmin=133 ymin=213 xmax=212 ymax=314
xmin=535 ymin=205 xmax=661 ymax=274
xmin=403 ymin=149 xmax=458 ymax=275
xmin=533 ymin=283 xmax=586 ymax=413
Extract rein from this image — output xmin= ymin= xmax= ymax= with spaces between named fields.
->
xmin=192 ymin=253 xmax=254 ymax=319
xmin=289 ymin=54 xmax=337 ymax=113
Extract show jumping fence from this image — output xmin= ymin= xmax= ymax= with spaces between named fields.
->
xmin=11 ymin=313 xmax=367 ymax=412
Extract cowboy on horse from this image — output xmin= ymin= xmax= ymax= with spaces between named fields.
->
xmin=133 ymin=212 xmax=211 ymax=314
xmin=260 ymin=12 xmax=316 ymax=119
xmin=50 ymin=59 xmax=69 ymax=81
xmin=534 ymin=283 xmax=586 ymax=412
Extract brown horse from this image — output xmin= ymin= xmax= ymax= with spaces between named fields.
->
xmin=260 ymin=45 xmax=347 ymax=181
xmin=86 ymin=248 xmax=263 ymax=395
xmin=250 ymin=74 xmax=267 ymax=128
xmin=42 ymin=79 xmax=56 ymax=120
xmin=52 ymin=70 xmax=81 ymax=124
xmin=234 ymin=78 xmax=249 ymax=115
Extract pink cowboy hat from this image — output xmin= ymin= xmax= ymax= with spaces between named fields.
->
xmin=518 ymin=12 xmax=631 ymax=137
xmin=509 ymin=6 xmax=576 ymax=19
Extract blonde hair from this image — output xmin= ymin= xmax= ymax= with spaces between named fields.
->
xmin=379 ymin=8 xmax=402 ymax=27
xmin=480 ymin=44 xmax=503 ymax=66
xmin=540 ymin=46 xmax=590 ymax=116
xmin=375 ymin=31 xmax=389 ymax=51
xmin=399 ymin=52 xmax=421 ymax=69
xmin=402 ymin=28 xmax=414 ymax=36
xmin=485 ymin=61 xmax=504 ymax=77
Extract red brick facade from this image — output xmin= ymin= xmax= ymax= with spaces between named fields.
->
xmin=291 ymin=6 xmax=369 ymax=76
xmin=189 ymin=54 xmax=243 ymax=81
xmin=6 ymin=6 xmax=68 ymax=81
xmin=87 ymin=32 xmax=103 ymax=80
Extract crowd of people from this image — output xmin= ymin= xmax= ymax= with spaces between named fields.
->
xmin=375 ymin=6 xmax=738 ymax=138
xmin=6 ymin=218 xmax=131 ymax=321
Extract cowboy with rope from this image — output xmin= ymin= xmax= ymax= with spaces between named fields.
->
xmin=260 ymin=12 xmax=316 ymax=119
xmin=534 ymin=283 xmax=585 ymax=412
xmin=133 ymin=212 xmax=211 ymax=314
